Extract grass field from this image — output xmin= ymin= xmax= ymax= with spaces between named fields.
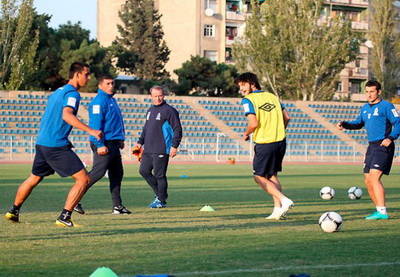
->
xmin=1 ymin=163 xmax=399 ymax=277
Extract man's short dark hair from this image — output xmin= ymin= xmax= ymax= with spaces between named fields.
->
xmin=69 ymin=62 xmax=90 ymax=79
xmin=97 ymin=74 xmax=114 ymax=84
xmin=234 ymin=72 xmax=261 ymax=90
xmin=365 ymin=80 xmax=381 ymax=91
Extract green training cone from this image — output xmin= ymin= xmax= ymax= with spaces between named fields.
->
xmin=89 ymin=267 xmax=118 ymax=277
xmin=200 ymin=205 xmax=215 ymax=212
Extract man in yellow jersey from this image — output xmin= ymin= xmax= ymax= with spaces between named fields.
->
xmin=235 ymin=72 xmax=293 ymax=220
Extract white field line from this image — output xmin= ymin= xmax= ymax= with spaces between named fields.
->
xmin=120 ymin=261 xmax=400 ymax=277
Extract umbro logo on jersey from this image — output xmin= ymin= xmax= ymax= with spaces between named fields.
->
xmin=259 ymin=102 xmax=275 ymax=112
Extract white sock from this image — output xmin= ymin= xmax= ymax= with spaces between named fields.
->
xmin=376 ymin=206 xmax=387 ymax=215
xmin=272 ymin=206 xmax=280 ymax=214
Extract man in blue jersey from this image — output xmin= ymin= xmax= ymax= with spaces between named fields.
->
xmin=337 ymin=80 xmax=400 ymax=220
xmin=134 ymin=86 xmax=182 ymax=208
xmin=4 ymin=62 xmax=103 ymax=227
xmin=74 ymin=75 xmax=131 ymax=215
xmin=235 ymin=72 xmax=293 ymax=220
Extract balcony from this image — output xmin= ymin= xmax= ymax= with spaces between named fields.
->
xmin=225 ymin=35 xmax=238 ymax=46
xmin=226 ymin=11 xmax=246 ymax=21
xmin=351 ymin=21 xmax=368 ymax=30
xmin=325 ymin=0 xmax=369 ymax=8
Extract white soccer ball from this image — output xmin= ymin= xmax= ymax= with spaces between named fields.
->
xmin=319 ymin=212 xmax=343 ymax=233
xmin=320 ymin=186 xmax=335 ymax=200
xmin=348 ymin=186 xmax=363 ymax=200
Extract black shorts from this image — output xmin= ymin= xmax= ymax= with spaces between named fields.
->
xmin=364 ymin=141 xmax=395 ymax=175
xmin=253 ymin=139 xmax=286 ymax=177
xmin=32 ymin=144 xmax=85 ymax=178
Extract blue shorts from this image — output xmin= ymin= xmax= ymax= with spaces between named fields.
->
xmin=253 ymin=139 xmax=286 ymax=177
xmin=364 ymin=141 xmax=395 ymax=175
xmin=32 ymin=144 xmax=85 ymax=178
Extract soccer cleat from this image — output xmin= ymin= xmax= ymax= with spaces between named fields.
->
xmin=112 ymin=206 xmax=132 ymax=215
xmin=55 ymin=218 xmax=80 ymax=227
xmin=365 ymin=211 xmax=389 ymax=220
xmin=147 ymin=196 xmax=158 ymax=208
xmin=148 ymin=199 xmax=167 ymax=209
xmin=5 ymin=211 xmax=19 ymax=223
xmin=74 ymin=203 xmax=85 ymax=215
xmin=276 ymin=198 xmax=294 ymax=218
xmin=266 ymin=211 xmax=286 ymax=220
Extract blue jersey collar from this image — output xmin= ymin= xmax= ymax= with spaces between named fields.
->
xmin=98 ymin=89 xmax=113 ymax=98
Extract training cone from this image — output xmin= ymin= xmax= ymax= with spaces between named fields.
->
xmin=200 ymin=205 xmax=215 ymax=212
xmin=89 ymin=267 xmax=118 ymax=277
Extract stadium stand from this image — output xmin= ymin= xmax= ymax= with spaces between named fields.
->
xmin=1 ymin=91 xmax=399 ymax=162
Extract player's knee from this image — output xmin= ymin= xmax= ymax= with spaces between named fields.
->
xmin=84 ymin=174 xmax=91 ymax=185
xmin=139 ymin=168 xmax=150 ymax=178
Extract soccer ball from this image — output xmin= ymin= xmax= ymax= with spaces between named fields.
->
xmin=320 ymin=186 xmax=335 ymax=200
xmin=348 ymin=186 xmax=363 ymax=200
xmin=319 ymin=212 xmax=343 ymax=233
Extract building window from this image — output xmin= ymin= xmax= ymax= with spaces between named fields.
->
xmin=350 ymin=82 xmax=361 ymax=94
xmin=335 ymin=81 xmax=342 ymax=92
xmin=204 ymin=50 xmax=217 ymax=61
xmin=226 ymin=26 xmax=238 ymax=40
xmin=355 ymin=59 xmax=361 ymax=68
xmin=204 ymin=24 xmax=215 ymax=37
xmin=225 ymin=48 xmax=234 ymax=62
xmin=205 ymin=0 xmax=218 ymax=13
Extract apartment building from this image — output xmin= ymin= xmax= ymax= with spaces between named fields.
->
xmin=97 ymin=0 xmax=370 ymax=99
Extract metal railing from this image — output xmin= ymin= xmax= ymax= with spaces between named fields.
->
xmin=2 ymin=136 xmax=400 ymax=163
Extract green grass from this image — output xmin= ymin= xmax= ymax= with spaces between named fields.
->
xmin=1 ymin=164 xmax=399 ymax=277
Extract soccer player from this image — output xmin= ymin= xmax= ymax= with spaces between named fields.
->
xmin=235 ymin=72 xmax=293 ymax=220
xmin=337 ymin=80 xmax=400 ymax=220
xmin=74 ymin=75 xmax=131 ymax=215
xmin=4 ymin=62 xmax=103 ymax=227
xmin=134 ymin=86 xmax=182 ymax=208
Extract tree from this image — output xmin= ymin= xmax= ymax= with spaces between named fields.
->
xmin=233 ymin=0 xmax=360 ymax=101
xmin=0 ymin=0 xmax=39 ymax=90
xmin=60 ymin=39 xmax=116 ymax=92
xmin=368 ymin=0 xmax=400 ymax=97
xmin=29 ymin=19 xmax=114 ymax=91
xmin=115 ymin=0 xmax=170 ymax=80
xmin=173 ymin=55 xmax=239 ymax=96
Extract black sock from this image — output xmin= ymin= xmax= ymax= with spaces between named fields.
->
xmin=10 ymin=204 xmax=21 ymax=214
xmin=59 ymin=209 xmax=72 ymax=221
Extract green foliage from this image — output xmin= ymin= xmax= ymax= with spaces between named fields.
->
xmin=173 ymin=55 xmax=239 ymax=96
xmin=28 ymin=19 xmax=115 ymax=92
xmin=142 ymin=78 xmax=178 ymax=95
xmin=59 ymin=40 xmax=115 ymax=92
xmin=233 ymin=0 xmax=360 ymax=101
xmin=368 ymin=0 xmax=400 ymax=98
xmin=115 ymin=0 xmax=170 ymax=80
xmin=0 ymin=0 xmax=39 ymax=90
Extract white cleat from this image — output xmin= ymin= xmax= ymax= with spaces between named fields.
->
xmin=276 ymin=199 xmax=294 ymax=218
xmin=265 ymin=211 xmax=286 ymax=220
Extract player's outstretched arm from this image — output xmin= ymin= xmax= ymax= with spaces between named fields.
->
xmin=62 ymin=107 xmax=103 ymax=140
